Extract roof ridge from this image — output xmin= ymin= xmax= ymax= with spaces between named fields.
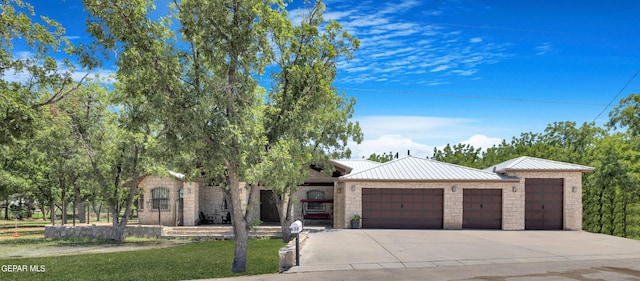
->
xmin=340 ymin=155 xmax=410 ymax=178
xmin=341 ymin=155 xmax=503 ymax=180
xmin=422 ymin=157 xmax=502 ymax=175
xmin=506 ymin=156 xmax=529 ymax=169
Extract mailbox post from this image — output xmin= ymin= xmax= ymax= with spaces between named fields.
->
xmin=289 ymin=220 xmax=303 ymax=266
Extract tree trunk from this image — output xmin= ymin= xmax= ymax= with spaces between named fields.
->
xmin=61 ymin=187 xmax=67 ymax=225
xmin=50 ymin=198 xmax=55 ymax=225
xmin=110 ymin=143 xmax=141 ymax=241
xmin=3 ymin=201 xmax=8 ymax=220
xmin=39 ymin=204 xmax=47 ymax=221
xmin=92 ymin=200 xmax=102 ymax=221
xmin=274 ymin=189 xmax=294 ymax=242
xmin=75 ymin=186 xmax=86 ymax=223
xmin=227 ymin=163 xmax=248 ymax=273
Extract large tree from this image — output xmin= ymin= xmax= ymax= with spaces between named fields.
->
xmin=257 ymin=1 xmax=361 ymax=242
xmin=1 ymin=0 xmax=94 ymax=220
xmin=83 ymin=0 xmax=360 ymax=272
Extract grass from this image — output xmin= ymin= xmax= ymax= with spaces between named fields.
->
xmin=0 ymin=219 xmax=48 ymax=242
xmin=0 ymin=239 xmax=284 ymax=281
xmin=0 ymin=219 xmax=285 ymax=280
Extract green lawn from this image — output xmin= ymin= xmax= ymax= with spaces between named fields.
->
xmin=0 ymin=219 xmax=285 ymax=280
xmin=0 ymin=239 xmax=284 ymax=281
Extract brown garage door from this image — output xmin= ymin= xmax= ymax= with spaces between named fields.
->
xmin=525 ymin=178 xmax=563 ymax=230
xmin=362 ymin=188 xmax=443 ymax=229
xmin=463 ymin=189 xmax=502 ymax=229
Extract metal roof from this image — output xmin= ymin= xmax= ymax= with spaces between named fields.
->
xmin=331 ymin=159 xmax=381 ymax=174
xmin=485 ymin=156 xmax=594 ymax=173
xmin=340 ymin=156 xmax=514 ymax=181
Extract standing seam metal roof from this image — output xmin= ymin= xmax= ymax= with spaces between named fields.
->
xmin=485 ymin=156 xmax=594 ymax=173
xmin=339 ymin=156 xmax=512 ymax=181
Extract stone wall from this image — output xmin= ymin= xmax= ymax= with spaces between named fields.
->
xmin=198 ymin=185 xmax=228 ymax=219
xmin=44 ymin=225 xmax=163 ymax=240
xmin=278 ymin=231 xmax=309 ymax=272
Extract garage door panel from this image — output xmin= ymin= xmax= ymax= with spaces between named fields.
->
xmin=362 ymin=188 xmax=443 ymax=229
xmin=463 ymin=189 xmax=502 ymax=229
xmin=525 ymin=178 xmax=563 ymax=230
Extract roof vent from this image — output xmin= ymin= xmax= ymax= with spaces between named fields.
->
xmin=492 ymin=166 xmax=496 ymax=172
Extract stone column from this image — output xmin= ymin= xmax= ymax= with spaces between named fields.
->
xmin=182 ymin=182 xmax=199 ymax=226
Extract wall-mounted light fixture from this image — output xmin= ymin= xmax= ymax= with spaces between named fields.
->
xmin=351 ymin=185 xmax=356 ymax=191
xmin=337 ymin=187 xmax=342 ymax=194
xmin=451 ymin=185 xmax=457 ymax=192
xmin=512 ymin=186 xmax=517 ymax=192
xmin=572 ymin=186 xmax=577 ymax=193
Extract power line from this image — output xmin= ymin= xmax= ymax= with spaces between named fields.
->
xmin=591 ymin=70 xmax=640 ymax=123
xmin=337 ymin=87 xmax=611 ymax=107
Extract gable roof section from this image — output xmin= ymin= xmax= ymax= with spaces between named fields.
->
xmin=340 ymin=156 xmax=515 ymax=181
xmin=331 ymin=159 xmax=381 ymax=174
xmin=485 ymin=156 xmax=594 ymax=173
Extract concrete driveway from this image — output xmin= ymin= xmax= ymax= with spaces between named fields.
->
xmin=288 ymin=229 xmax=640 ymax=273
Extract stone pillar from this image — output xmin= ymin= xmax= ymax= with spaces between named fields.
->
xmin=443 ymin=185 xmax=463 ymax=229
xmin=333 ymin=182 xmax=346 ymax=229
xmin=183 ymin=182 xmax=199 ymax=226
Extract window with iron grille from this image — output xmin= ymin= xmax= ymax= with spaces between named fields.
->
xmin=152 ymin=187 xmax=169 ymax=210
xmin=307 ymin=190 xmax=325 ymax=211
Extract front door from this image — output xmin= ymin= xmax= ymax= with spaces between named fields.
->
xmin=260 ymin=190 xmax=279 ymax=223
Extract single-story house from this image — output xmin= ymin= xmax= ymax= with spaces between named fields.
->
xmin=137 ymin=156 xmax=593 ymax=231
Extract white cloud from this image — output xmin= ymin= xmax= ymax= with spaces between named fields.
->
xmin=450 ymin=69 xmax=477 ymax=76
xmin=430 ymin=64 xmax=453 ymax=72
xmin=2 ymin=51 xmax=116 ymax=84
xmin=426 ymin=80 xmax=450 ymax=86
xmin=379 ymin=0 xmax=421 ymax=15
xmin=319 ymin=2 xmax=512 ymax=85
xmin=536 ymin=42 xmax=552 ymax=55
xmin=349 ymin=135 xmax=433 ymax=159
xmin=323 ymin=10 xmax=352 ymax=21
xmin=357 ymin=116 xmax=475 ymax=139
xmin=347 ymin=115 xmax=509 ymax=159
xmin=459 ymin=134 xmax=503 ymax=150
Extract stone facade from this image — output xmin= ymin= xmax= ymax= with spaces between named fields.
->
xmin=137 ymin=173 xmax=328 ymax=226
xmin=136 ymin=163 xmax=587 ymax=232
xmin=335 ymin=180 xmax=519 ymax=229
xmin=137 ymin=176 xmax=184 ymax=226
xmin=504 ymin=171 xmax=584 ymax=230
xmin=334 ymin=170 xmax=585 ymax=230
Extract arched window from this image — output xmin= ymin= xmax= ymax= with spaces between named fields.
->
xmin=307 ymin=190 xmax=325 ymax=211
xmin=152 ymin=187 xmax=169 ymax=210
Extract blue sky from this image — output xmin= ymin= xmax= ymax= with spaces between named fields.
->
xmin=17 ymin=0 xmax=640 ymax=159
